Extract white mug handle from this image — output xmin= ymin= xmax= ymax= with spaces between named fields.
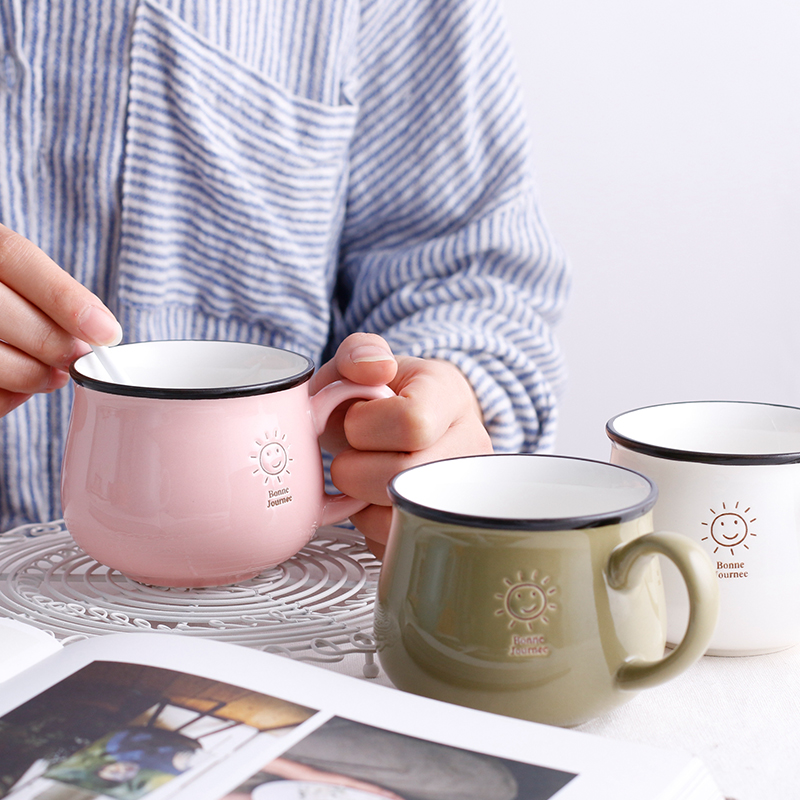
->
xmin=309 ymin=379 xmax=395 ymax=526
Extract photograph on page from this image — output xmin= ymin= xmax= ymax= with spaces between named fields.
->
xmin=221 ymin=716 xmax=577 ymax=800
xmin=0 ymin=660 xmax=316 ymax=800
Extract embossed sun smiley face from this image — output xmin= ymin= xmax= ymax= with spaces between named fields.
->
xmin=701 ymin=502 xmax=757 ymax=556
xmin=251 ymin=431 xmax=292 ymax=484
xmin=495 ymin=571 xmax=558 ymax=630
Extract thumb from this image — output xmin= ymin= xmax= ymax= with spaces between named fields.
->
xmin=334 ymin=333 xmax=398 ymax=386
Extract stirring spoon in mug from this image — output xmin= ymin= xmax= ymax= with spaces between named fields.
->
xmin=90 ymin=344 xmax=130 ymax=384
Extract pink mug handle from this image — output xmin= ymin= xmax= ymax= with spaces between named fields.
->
xmin=309 ymin=379 xmax=395 ymax=526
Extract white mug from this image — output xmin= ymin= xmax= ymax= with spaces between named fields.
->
xmin=607 ymin=400 xmax=800 ymax=656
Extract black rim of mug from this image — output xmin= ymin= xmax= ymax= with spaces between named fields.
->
xmin=69 ymin=340 xmax=315 ymax=399
xmin=388 ymin=453 xmax=658 ymax=531
xmin=606 ymin=400 xmax=800 ymax=466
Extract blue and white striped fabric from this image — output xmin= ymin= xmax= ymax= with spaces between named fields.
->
xmin=0 ymin=0 xmax=570 ymax=531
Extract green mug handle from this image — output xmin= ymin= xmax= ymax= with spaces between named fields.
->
xmin=606 ymin=531 xmax=720 ymax=691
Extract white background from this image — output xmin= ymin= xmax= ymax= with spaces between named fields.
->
xmin=503 ymin=0 xmax=800 ymax=460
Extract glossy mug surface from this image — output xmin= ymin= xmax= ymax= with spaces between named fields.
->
xmin=61 ymin=341 xmax=392 ymax=587
xmin=608 ymin=400 xmax=800 ymax=656
xmin=374 ymin=454 xmax=719 ymax=727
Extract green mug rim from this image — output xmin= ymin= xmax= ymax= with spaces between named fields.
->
xmin=388 ymin=454 xmax=657 ymax=531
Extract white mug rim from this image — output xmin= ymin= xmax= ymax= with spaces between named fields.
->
xmin=606 ymin=400 xmax=800 ymax=465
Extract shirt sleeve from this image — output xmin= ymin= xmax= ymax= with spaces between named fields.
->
xmin=333 ymin=0 xmax=571 ymax=453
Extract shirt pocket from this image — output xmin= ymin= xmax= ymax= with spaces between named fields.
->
xmin=117 ymin=0 xmax=357 ymax=352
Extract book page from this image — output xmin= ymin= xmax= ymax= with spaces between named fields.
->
xmin=213 ymin=716 xmax=577 ymax=800
xmin=0 ymin=633 xmax=720 ymax=800
xmin=0 ymin=619 xmax=62 ymax=684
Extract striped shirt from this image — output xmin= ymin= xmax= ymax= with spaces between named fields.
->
xmin=0 ymin=0 xmax=570 ymax=531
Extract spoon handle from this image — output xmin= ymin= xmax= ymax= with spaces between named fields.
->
xmin=90 ymin=345 xmax=129 ymax=384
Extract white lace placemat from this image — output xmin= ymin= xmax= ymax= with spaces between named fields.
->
xmin=0 ymin=520 xmax=380 ymax=677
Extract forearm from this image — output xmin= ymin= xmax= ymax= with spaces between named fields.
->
xmin=337 ymin=192 xmax=569 ymax=452
xmin=336 ymin=0 xmax=570 ymax=452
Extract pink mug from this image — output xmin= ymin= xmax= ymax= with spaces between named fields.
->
xmin=61 ymin=340 xmax=393 ymax=587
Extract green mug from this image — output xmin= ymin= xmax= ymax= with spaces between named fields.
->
xmin=374 ymin=454 xmax=719 ymax=727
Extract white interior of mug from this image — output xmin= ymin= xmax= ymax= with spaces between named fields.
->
xmin=389 ymin=454 xmax=656 ymax=529
xmin=608 ymin=401 xmax=800 ymax=458
xmin=72 ymin=341 xmax=312 ymax=395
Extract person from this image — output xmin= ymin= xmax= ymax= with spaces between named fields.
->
xmin=0 ymin=0 xmax=570 ymax=557
xmin=224 ymin=717 xmax=519 ymax=800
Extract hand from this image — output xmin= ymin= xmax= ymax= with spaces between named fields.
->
xmin=311 ymin=333 xmax=493 ymax=557
xmin=0 ymin=224 xmax=122 ymax=416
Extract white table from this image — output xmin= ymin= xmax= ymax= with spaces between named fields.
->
xmin=325 ymin=641 xmax=800 ymax=800
xmin=3 ymin=520 xmax=796 ymax=799
xmin=581 ymin=645 xmax=800 ymax=800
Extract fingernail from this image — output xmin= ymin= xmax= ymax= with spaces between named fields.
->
xmin=77 ymin=305 xmax=123 ymax=346
xmin=350 ymin=345 xmax=395 ymax=364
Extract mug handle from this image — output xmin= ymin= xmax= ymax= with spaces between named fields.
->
xmin=309 ymin=379 xmax=395 ymax=526
xmin=606 ymin=532 xmax=720 ymax=691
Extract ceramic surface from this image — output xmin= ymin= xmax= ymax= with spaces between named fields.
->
xmin=375 ymin=454 xmax=719 ymax=727
xmin=608 ymin=401 xmax=800 ymax=655
xmin=61 ymin=341 xmax=392 ymax=587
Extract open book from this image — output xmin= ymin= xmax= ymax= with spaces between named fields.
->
xmin=0 ymin=619 xmax=721 ymax=800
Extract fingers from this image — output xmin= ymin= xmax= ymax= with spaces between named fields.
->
xmin=0 ymin=286 xmax=90 ymax=373
xmin=350 ymin=505 xmax=393 ymax=559
xmin=344 ymin=357 xmax=486 ymax=452
xmin=0 ymin=341 xmax=73 ymax=394
xmin=313 ymin=338 xmax=491 ymax=554
xmin=309 ymin=332 xmax=397 ymax=393
xmin=0 ymin=225 xmax=122 ymax=415
xmin=328 ymin=354 xmax=492 ymax=552
xmin=0 ymin=390 xmax=35 ymax=418
xmin=331 ymin=412 xmax=492 ymax=506
xmin=330 ymin=356 xmax=493 ymax=503
xmin=0 ymin=225 xmax=122 ymax=350
xmin=313 ymin=333 xmax=398 ymax=454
